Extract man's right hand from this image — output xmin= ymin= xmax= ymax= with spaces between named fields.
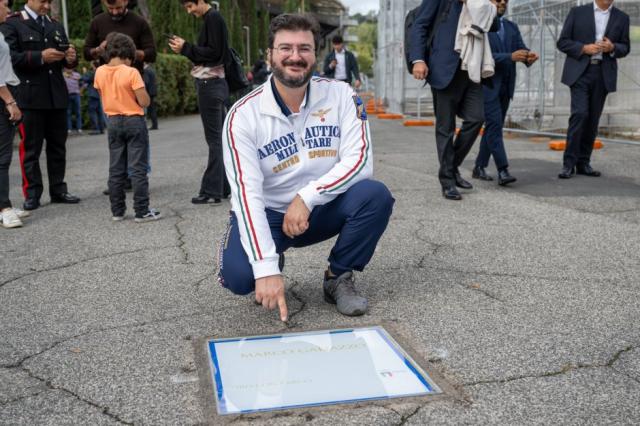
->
xmin=511 ymin=49 xmax=529 ymax=62
xmin=412 ymin=61 xmax=428 ymax=80
xmin=255 ymin=275 xmax=288 ymax=322
xmin=582 ymin=44 xmax=602 ymax=56
xmin=42 ymin=48 xmax=65 ymax=63
xmin=330 ymin=59 xmax=337 ymax=69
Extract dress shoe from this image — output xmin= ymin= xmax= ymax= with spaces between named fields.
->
xmin=472 ymin=166 xmax=493 ymax=181
xmin=191 ymin=195 xmax=222 ymax=205
xmin=23 ymin=198 xmax=40 ymax=211
xmin=558 ymin=166 xmax=575 ymax=179
xmin=454 ymin=172 xmax=473 ymax=189
xmin=442 ymin=186 xmax=462 ymax=200
xmin=50 ymin=192 xmax=81 ymax=204
xmin=498 ymin=168 xmax=517 ymax=186
xmin=576 ymin=164 xmax=601 ymax=177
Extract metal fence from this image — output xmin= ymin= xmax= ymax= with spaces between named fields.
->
xmin=375 ymin=0 xmax=640 ymax=140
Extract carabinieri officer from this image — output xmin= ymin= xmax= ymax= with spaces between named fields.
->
xmin=0 ymin=0 xmax=80 ymax=211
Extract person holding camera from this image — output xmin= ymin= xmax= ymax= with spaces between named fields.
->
xmin=169 ymin=0 xmax=231 ymax=205
xmin=0 ymin=0 xmax=80 ymax=211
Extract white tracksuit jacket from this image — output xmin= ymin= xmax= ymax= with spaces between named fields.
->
xmin=222 ymin=75 xmax=373 ymax=279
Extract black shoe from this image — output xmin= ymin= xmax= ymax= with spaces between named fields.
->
xmin=498 ymin=168 xmax=517 ymax=186
xmin=191 ymin=195 xmax=222 ymax=205
xmin=442 ymin=186 xmax=462 ymax=200
xmin=149 ymin=126 xmax=158 ymax=130
xmin=51 ymin=192 xmax=81 ymax=204
xmin=576 ymin=164 xmax=601 ymax=177
xmin=454 ymin=172 xmax=473 ymax=189
xmin=558 ymin=166 xmax=575 ymax=179
xmin=23 ymin=198 xmax=40 ymax=211
xmin=472 ymin=166 xmax=493 ymax=181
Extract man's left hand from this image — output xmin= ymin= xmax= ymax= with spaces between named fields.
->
xmin=354 ymin=79 xmax=361 ymax=89
xmin=526 ymin=51 xmax=539 ymax=65
xmin=64 ymin=45 xmax=76 ymax=63
xmin=283 ymin=195 xmax=310 ymax=238
xmin=598 ymin=37 xmax=615 ymax=54
xmin=168 ymin=36 xmax=186 ymax=54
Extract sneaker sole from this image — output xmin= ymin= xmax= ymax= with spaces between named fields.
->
xmin=2 ymin=221 xmax=23 ymax=229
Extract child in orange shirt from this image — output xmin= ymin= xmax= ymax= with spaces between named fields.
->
xmin=94 ymin=32 xmax=161 ymax=222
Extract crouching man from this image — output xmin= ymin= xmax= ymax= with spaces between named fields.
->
xmin=219 ymin=14 xmax=394 ymax=322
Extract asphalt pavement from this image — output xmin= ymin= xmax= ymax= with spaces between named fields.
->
xmin=1 ymin=114 xmax=639 ymax=425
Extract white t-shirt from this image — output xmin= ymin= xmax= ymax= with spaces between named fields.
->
xmin=334 ymin=50 xmax=347 ymax=80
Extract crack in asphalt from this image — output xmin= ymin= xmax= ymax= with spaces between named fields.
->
xmin=463 ymin=283 xmax=505 ymax=303
xmin=0 ymin=311 xmax=215 ymax=369
xmin=386 ymin=405 xmax=423 ymax=426
xmin=21 ymin=366 xmax=133 ymax=425
xmin=167 ymin=207 xmax=191 ymax=264
xmin=0 ymin=245 xmax=176 ymax=290
xmin=463 ymin=344 xmax=638 ymax=387
xmin=0 ymin=390 xmax=47 ymax=406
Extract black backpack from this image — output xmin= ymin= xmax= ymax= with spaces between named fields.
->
xmin=225 ymin=47 xmax=250 ymax=93
xmin=404 ymin=0 xmax=454 ymax=74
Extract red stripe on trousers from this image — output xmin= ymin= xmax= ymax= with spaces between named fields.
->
xmin=17 ymin=122 xmax=28 ymax=198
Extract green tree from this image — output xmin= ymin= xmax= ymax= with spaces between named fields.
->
xmin=284 ymin=0 xmax=297 ymax=13
xmin=259 ymin=8 xmax=270 ymax=54
xmin=248 ymin=0 xmax=259 ymax=63
xmin=231 ymin=2 xmax=245 ymax=63
xmin=66 ymin=0 xmax=91 ymax=39
xmin=351 ymin=22 xmax=377 ymax=76
xmin=218 ymin=0 xmax=231 ymax=29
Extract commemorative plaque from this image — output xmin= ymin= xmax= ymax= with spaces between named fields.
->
xmin=203 ymin=326 xmax=442 ymax=415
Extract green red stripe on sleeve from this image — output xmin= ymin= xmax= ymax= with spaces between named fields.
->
xmin=317 ymin=120 xmax=370 ymax=194
xmin=226 ymin=89 xmax=264 ymax=261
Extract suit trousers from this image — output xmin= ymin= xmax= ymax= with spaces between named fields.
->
xmin=564 ymin=64 xmax=608 ymax=168
xmin=218 ymin=179 xmax=394 ymax=296
xmin=431 ymin=67 xmax=484 ymax=188
xmin=476 ymin=83 xmax=510 ymax=170
xmin=0 ymin=108 xmax=16 ymax=210
xmin=18 ymin=108 xmax=68 ymax=200
xmin=196 ymin=78 xmax=230 ymax=199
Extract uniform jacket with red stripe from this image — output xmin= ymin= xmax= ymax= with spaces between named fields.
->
xmin=223 ymin=75 xmax=373 ymax=279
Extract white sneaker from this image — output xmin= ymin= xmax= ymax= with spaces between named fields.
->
xmin=12 ymin=207 xmax=30 ymax=219
xmin=1 ymin=208 xmax=23 ymax=228
xmin=112 ymin=215 xmax=125 ymax=222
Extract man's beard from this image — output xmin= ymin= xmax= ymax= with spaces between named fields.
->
xmin=271 ymin=58 xmax=316 ymax=89
xmin=109 ymin=10 xmax=127 ymax=21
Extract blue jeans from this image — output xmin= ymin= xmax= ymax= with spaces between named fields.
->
xmin=107 ymin=115 xmax=149 ymax=216
xmin=218 ymin=180 xmax=395 ymax=295
xmin=67 ymin=93 xmax=82 ymax=131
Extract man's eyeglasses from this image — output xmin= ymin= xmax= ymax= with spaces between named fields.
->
xmin=272 ymin=44 xmax=315 ymax=56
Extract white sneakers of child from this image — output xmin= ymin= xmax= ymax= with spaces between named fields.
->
xmin=0 ymin=207 xmax=30 ymax=229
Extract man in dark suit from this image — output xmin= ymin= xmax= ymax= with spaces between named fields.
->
xmin=323 ymin=35 xmax=361 ymax=89
xmin=410 ymin=0 xmax=496 ymax=200
xmin=557 ymin=0 xmax=629 ymax=179
xmin=472 ymin=0 xmax=538 ymax=185
xmin=1 ymin=0 xmax=80 ymax=210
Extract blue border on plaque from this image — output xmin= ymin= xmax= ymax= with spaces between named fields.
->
xmin=206 ymin=326 xmax=440 ymax=415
